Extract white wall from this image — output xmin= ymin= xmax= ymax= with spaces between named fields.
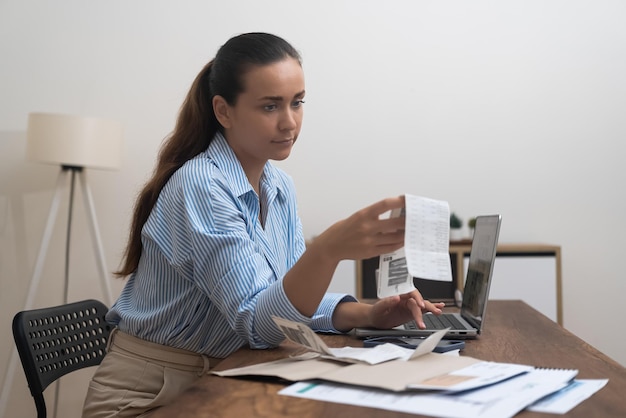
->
xmin=1 ymin=1 xmax=625 ymax=416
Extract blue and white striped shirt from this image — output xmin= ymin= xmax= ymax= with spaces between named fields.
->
xmin=107 ymin=132 xmax=354 ymax=358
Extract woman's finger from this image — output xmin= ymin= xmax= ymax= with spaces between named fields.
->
xmin=364 ymin=196 xmax=405 ymax=218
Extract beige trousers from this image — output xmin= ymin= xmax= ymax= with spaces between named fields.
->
xmin=82 ymin=329 xmax=222 ymax=418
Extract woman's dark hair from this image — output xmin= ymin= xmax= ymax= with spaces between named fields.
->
xmin=115 ymin=32 xmax=301 ymax=277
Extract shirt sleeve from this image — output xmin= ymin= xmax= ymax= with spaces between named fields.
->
xmin=174 ymin=162 xmax=325 ymax=348
xmin=310 ymin=293 xmax=358 ymax=333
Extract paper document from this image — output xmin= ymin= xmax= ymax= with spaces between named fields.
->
xmin=215 ymin=317 xmax=532 ymax=393
xmin=527 ymin=378 xmax=608 ymax=414
xmin=377 ymin=194 xmax=452 ymax=298
xmin=406 ymin=361 xmax=534 ymax=391
xmin=280 ymin=368 xmax=579 ymax=418
xmin=271 ymin=315 xmax=447 ymax=364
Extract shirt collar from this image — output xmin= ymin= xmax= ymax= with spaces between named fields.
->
xmin=205 ymin=132 xmax=283 ymax=200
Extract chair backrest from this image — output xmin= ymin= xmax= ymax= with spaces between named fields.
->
xmin=12 ymin=299 xmax=111 ymax=418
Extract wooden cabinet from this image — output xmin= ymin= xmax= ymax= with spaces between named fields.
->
xmin=356 ymin=243 xmax=562 ymax=325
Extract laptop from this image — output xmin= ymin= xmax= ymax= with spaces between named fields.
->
xmin=354 ymin=214 xmax=501 ymax=340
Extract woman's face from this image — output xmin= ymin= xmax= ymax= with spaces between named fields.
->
xmin=216 ymin=57 xmax=305 ymax=172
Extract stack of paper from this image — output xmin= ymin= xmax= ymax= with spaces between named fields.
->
xmin=213 ymin=316 xmax=607 ymax=418
xmin=280 ymin=371 xmax=607 ymax=418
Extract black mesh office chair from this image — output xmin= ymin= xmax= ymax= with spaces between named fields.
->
xmin=12 ymin=299 xmax=111 ymax=418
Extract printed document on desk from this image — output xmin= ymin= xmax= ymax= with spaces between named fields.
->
xmin=527 ymin=378 xmax=608 ymax=414
xmin=271 ymin=315 xmax=449 ymax=364
xmin=280 ymin=368 xmax=579 ymax=418
xmin=377 ymin=194 xmax=452 ymax=298
xmin=215 ymin=316 xmax=533 ymax=393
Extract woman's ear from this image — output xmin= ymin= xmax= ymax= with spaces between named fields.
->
xmin=213 ymin=95 xmax=231 ymax=129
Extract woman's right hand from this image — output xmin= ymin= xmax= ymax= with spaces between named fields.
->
xmin=284 ymin=195 xmax=405 ymax=316
xmin=310 ymin=195 xmax=406 ymax=263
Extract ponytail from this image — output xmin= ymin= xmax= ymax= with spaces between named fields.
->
xmin=115 ymin=61 xmax=219 ymax=277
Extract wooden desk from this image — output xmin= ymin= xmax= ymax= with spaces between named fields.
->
xmin=150 ymin=301 xmax=626 ymax=418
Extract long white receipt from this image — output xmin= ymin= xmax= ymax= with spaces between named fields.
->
xmin=377 ymin=194 xmax=452 ymax=298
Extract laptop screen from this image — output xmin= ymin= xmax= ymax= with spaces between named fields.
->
xmin=460 ymin=215 xmax=502 ymax=330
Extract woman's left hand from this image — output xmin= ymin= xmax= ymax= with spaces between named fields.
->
xmin=368 ymin=289 xmax=445 ymax=330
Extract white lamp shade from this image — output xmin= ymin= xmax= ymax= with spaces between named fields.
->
xmin=26 ymin=112 xmax=123 ymax=170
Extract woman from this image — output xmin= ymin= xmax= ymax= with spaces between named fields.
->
xmin=83 ymin=32 xmax=443 ymax=417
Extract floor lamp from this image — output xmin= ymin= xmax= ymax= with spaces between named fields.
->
xmin=0 ymin=112 xmax=123 ymax=418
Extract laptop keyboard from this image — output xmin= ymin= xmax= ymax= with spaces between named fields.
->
xmin=407 ymin=314 xmax=467 ymax=330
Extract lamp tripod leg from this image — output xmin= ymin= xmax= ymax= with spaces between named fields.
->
xmin=25 ymin=170 xmax=68 ymax=309
xmin=0 ymin=169 xmax=67 ymax=418
xmin=78 ymin=170 xmax=113 ymax=306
